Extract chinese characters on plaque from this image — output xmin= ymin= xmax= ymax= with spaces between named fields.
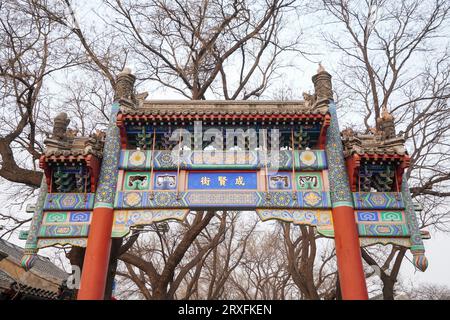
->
xmin=188 ymin=172 xmax=257 ymax=190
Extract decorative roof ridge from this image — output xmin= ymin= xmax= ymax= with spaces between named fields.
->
xmin=341 ymin=127 xmax=407 ymax=157
xmin=141 ymin=99 xmax=307 ymax=105
xmin=119 ymin=99 xmax=330 ymax=117
xmin=115 ymin=64 xmax=334 ymax=116
xmin=43 ymin=113 xmax=105 ymax=159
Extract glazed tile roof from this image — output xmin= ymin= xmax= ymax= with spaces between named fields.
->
xmin=342 ymin=130 xmax=407 ymax=158
xmin=44 ymin=135 xmax=104 ymax=158
xmin=0 ymin=269 xmax=15 ymax=290
xmin=9 ymin=282 xmax=60 ymax=299
xmin=120 ymin=100 xmax=329 ymax=117
xmin=0 ymin=269 xmax=59 ymax=299
xmin=0 ymin=238 xmax=69 ymax=283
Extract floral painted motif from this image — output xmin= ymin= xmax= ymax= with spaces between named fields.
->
xmin=303 ymin=191 xmax=322 ymax=207
xmin=299 ymin=150 xmax=317 ymax=166
xmin=123 ymin=192 xmax=142 ymax=207
xmin=129 ymin=150 xmax=146 ymax=166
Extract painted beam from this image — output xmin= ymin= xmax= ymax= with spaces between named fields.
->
xmin=118 ymin=149 xmax=327 ymax=170
xmin=114 ymin=191 xmax=332 ymax=209
xmin=353 ymin=192 xmax=404 ymax=209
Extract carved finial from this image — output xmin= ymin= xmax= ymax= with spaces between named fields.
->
xmin=381 ymin=106 xmax=394 ymax=121
xmin=412 ymin=251 xmax=428 ymax=272
xmin=312 ymin=65 xmax=333 ymax=101
xmin=66 ymin=128 xmax=79 ymax=138
xmin=341 ymin=127 xmax=355 ymax=139
xmin=119 ymin=67 xmax=132 ymax=75
xmin=115 ymin=67 xmax=137 ymax=106
xmin=377 ymin=106 xmax=396 ymax=139
xmin=21 ymin=249 xmax=37 ymax=271
xmin=317 ymin=63 xmax=326 ymax=73
xmin=367 ymin=127 xmax=377 ymax=135
xmin=52 ymin=112 xmax=70 ymax=141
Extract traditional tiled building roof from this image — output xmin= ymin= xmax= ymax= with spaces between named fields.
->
xmin=115 ymin=67 xmax=331 ymax=123
xmin=0 ymin=238 xmax=70 ymax=300
xmin=0 ymin=271 xmax=60 ymax=300
xmin=44 ymin=137 xmax=104 ymax=158
xmin=118 ymin=100 xmax=329 ymax=127
xmin=0 ymin=269 xmax=15 ymax=291
xmin=39 ymin=113 xmax=104 ymax=193
xmin=0 ymin=238 xmax=68 ymax=282
xmin=124 ymin=100 xmax=328 ymax=115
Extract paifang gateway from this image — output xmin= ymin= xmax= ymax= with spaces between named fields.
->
xmin=20 ymin=65 xmax=429 ymax=300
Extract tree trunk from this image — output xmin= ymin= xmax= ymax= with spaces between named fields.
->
xmin=382 ymin=278 xmax=395 ymax=300
xmin=104 ymin=238 xmax=123 ymax=300
xmin=66 ymin=246 xmax=85 ymax=299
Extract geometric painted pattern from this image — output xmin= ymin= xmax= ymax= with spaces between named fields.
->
xmin=355 ymin=209 xmax=409 ymax=237
xmin=114 ymin=191 xmax=332 ymax=209
xmin=38 ymin=224 xmax=90 ymax=237
xmin=191 ymin=151 xmax=259 ymax=168
xmin=24 ymin=177 xmax=48 ymax=251
xmin=325 ymin=101 xmax=353 ymax=207
xmin=37 ymin=238 xmax=88 ymax=249
xmin=380 ymin=211 xmax=404 ymax=222
xmin=44 ymin=193 xmax=95 ymax=210
xmin=21 ymin=177 xmax=48 ymax=271
xmin=154 ymin=172 xmax=178 ymax=190
xmin=268 ymin=172 xmax=292 ymax=190
xmin=401 ymin=172 xmax=428 ymax=271
xmin=296 ymin=172 xmax=324 ymax=191
xmin=357 ymin=224 xmax=409 ymax=237
xmin=353 ymin=192 xmax=404 ymax=209
xmin=124 ymin=172 xmax=151 ymax=191
xmin=43 ymin=211 xmax=92 ymax=224
xmin=118 ymin=149 xmax=328 ymax=171
xmin=69 ymin=212 xmax=91 ymax=222
xmin=44 ymin=212 xmax=68 ymax=223
xmin=359 ymin=237 xmax=412 ymax=248
xmin=356 ymin=211 xmax=405 ymax=223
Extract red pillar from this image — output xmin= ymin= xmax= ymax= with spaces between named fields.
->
xmin=332 ymin=206 xmax=368 ymax=300
xmin=77 ymin=207 xmax=114 ymax=300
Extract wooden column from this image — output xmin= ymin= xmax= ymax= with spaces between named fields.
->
xmin=325 ymin=101 xmax=368 ymax=300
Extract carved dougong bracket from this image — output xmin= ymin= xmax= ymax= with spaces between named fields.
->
xmin=40 ymin=154 xmax=101 ymax=193
xmin=346 ymin=154 xmax=409 ymax=193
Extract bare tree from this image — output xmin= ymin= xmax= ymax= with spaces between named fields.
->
xmin=283 ymin=224 xmax=337 ymax=300
xmin=116 ymin=211 xmax=223 ymax=299
xmin=402 ymin=282 xmax=450 ymax=300
xmin=0 ymin=0 xmax=79 ymax=187
xmin=228 ymin=224 xmax=295 ymax=300
xmin=102 ymin=0 xmax=304 ymax=99
xmin=317 ymin=0 xmax=450 ymax=299
xmin=188 ymin=212 xmax=257 ymax=300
